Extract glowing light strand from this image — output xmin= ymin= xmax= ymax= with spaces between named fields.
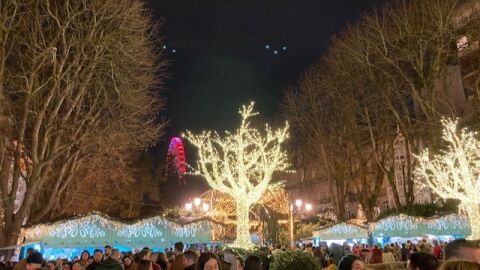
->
xmin=415 ymin=118 xmax=480 ymax=239
xmin=184 ymin=102 xmax=289 ymax=249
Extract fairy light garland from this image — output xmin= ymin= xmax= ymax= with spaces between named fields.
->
xmin=21 ymin=213 xmax=217 ymax=246
xmin=415 ymin=118 xmax=480 ymax=239
xmin=374 ymin=215 xmax=418 ymax=232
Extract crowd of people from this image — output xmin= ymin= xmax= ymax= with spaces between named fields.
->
xmin=5 ymin=239 xmax=480 ymax=270
xmin=307 ymin=239 xmax=445 ymax=267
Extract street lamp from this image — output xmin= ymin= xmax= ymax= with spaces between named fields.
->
xmin=289 ymin=198 xmax=314 ymax=248
xmin=202 ymin=202 xmax=210 ymax=212
xmin=295 ymin=199 xmax=303 ymax=208
xmin=185 ymin=197 xmax=211 ymax=216
xmin=194 ymin=198 xmax=201 ymax=207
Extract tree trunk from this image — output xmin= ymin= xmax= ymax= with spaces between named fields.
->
xmin=233 ymin=200 xmax=253 ymax=249
xmin=465 ymin=203 xmax=480 ymax=240
xmin=386 ymin=167 xmax=402 ymax=210
xmin=0 ymin=227 xmax=21 ymax=258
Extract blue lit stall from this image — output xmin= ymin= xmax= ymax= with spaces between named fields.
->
xmin=313 ymin=222 xmax=368 ymax=246
xmin=20 ymin=213 xmax=219 ymax=260
xmin=371 ymin=214 xmax=471 ymax=245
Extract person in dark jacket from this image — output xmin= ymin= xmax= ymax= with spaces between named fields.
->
xmin=407 ymin=252 xmax=439 ymax=270
xmin=86 ymin=250 xmax=103 ymax=270
xmin=401 ymin=243 xmax=409 ymax=262
xmin=96 ymin=249 xmax=122 ymax=270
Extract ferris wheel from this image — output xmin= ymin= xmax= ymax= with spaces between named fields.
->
xmin=166 ymin=137 xmax=187 ymax=183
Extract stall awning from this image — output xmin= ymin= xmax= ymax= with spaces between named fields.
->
xmin=21 ymin=212 xmax=216 ymax=249
xmin=371 ymin=214 xmax=471 ymax=238
xmin=313 ymin=222 xmax=368 ymax=240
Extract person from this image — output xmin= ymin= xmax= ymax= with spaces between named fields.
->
xmin=137 ymin=261 xmax=152 ymax=270
xmin=14 ymin=248 xmax=36 ymax=270
xmin=155 ymin=254 xmax=167 ymax=270
xmin=244 ymin=256 xmax=261 ymax=270
xmin=236 ymin=257 xmax=244 ymax=270
xmin=63 ymin=263 xmax=72 ymax=270
xmin=326 ymin=258 xmax=337 ymax=270
xmin=123 ymin=255 xmax=136 ymax=270
xmin=407 ymin=252 xmax=439 ymax=270
xmin=183 ymin=250 xmax=198 ymax=270
xmin=149 ymin=253 xmax=160 ymax=270
xmin=338 ymin=255 xmax=365 ymax=270
xmin=352 ymin=244 xmax=362 ymax=257
xmin=419 ymin=240 xmax=433 ymax=254
xmin=370 ymin=245 xmax=383 ymax=264
xmin=170 ymin=242 xmax=184 ymax=270
xmin=80 ymin=251 xmax=92 ymax=270
xmin=86 ymin=250 xmax=104 ymax=270
xmin=433 ymin=240 xmax=444 ymax=261
xmin=331 ymin=243 xmax=346 ymax=265
xmin=382 ymin=246 xmax=396 ymax=263
xmin=111 ymin=249 xmax=122 ymax=264
xmin=55 ymin=259 xmax=64 ymax=270
xmin=46 ymin=261 xmax=56 ymax=270
xmin=25 ymin=253 xmax=43 ymax=270
xmin=104 ymin=246 xmax=112 ymax=260
xmin=440 ymin=260 xmax=480 ymax=270
xmin=446 ymin=240 xmax=480 ymax=264
xmin=96 ymin=249 xmax=123 ymax=270
xmin=73 ymin=261 xmax=83 ymax=270
xmin=401 ymin=243 xmax=410 ymax=262
xmin=197 ymin=252 xmax=222 ymax=270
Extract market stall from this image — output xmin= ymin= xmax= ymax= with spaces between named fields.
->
xmin=371 ymin=214 xmax=471 ymax=244
xmin=313 ymin=222 xmax=369 ymax=245
xmin=20 ymin=212 xmax=221 ymax=259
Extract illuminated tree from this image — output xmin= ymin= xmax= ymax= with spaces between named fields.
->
xmin=185 ymin=102 xmax=289 ymax=248
xmin=416 ymin=118 xmax=480 ymax=239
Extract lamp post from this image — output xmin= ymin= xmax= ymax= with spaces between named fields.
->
xmin=185 ymin=197 xmax=210 ymax=217
xmin=289 ymin=198 xmax=313 ymax=248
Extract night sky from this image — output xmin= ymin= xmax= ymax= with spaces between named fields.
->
xmin=146 ymin=0 xmax=388 ymax=206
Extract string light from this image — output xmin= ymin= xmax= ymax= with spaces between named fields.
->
xmin=184 ymin=102 xmax=289 ymax=249
xmin=21 ymin=213 xmax=219 ymax=246
xmin=415 ymin=118 xmax=480 ymax=239
xmin=372 ymin=215 xmax=418 ymax=233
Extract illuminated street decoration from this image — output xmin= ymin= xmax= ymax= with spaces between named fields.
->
xmin=416 ymin=118 xmax=480 ymax=239
xmin=118 ymin=223 xmax=163 ymax=238
xmin=374 ymin=215 xmax=418 ymax=232
xmin=49 ymin=220 xmax=105 ymax=239
xmin=314 ymin=222 xmax=368 ymax=240
xmin=184 ymin=102 xmax=289 ymax=249
xmin=21 ymin=213 xmax=216 ymax=248
xmin=426 ymin=215 xmax=470 ymax=231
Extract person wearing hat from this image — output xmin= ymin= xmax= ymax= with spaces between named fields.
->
xmin=26 ymin=252 xmax=43 ymax=270
xmin=338 ymin=255 xmax=365 ymax=270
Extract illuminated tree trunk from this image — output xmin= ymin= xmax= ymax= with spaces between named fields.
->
xmin=464 ymin=203 xmax=480 ymax=240
xmin=234 ymin=200 xmax=253 ymax=248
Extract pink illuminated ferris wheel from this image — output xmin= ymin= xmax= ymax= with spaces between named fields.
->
xmin=166 ymin=137 xmax=187 ymax=183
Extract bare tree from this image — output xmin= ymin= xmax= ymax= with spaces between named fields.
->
xmin=0 ymin=0 xmax=165 ymax=247
xmin=284 ymin=0 xmax=475 ymax=219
